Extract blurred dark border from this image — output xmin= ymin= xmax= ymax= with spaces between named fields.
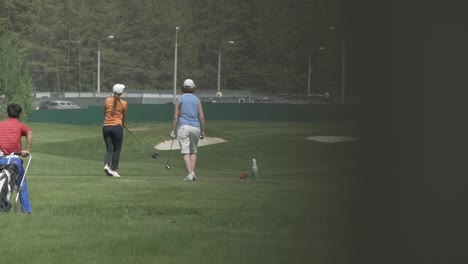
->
xmin=350 ymin=0 xmax=468 ymax=263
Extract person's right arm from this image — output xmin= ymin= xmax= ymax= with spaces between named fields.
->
xmin=121 ymin=102 xmax=127 ymax=128
xmin=171 ymin=98 xmax=180 ymax=138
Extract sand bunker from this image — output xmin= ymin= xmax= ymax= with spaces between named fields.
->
xmin=306 ymin=136 xmax=358 ymax=143
xmin=154 ymin=137 xmax=227 ymax=150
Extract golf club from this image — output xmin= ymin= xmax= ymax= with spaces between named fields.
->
xmin=165 ymin=138 xmax=175 ymax=170
xmin=123 ymin=126 xmax=160 ymax=159
xmin=13 ymin=152 xmax=32 ymax=213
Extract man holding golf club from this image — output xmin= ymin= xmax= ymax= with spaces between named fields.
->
xmin=171 ymin=79 xmax=205 ymax=181
xmin=102 ymin=83 xmax=127 ymax=177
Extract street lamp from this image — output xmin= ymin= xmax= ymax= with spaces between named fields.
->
xmin=329 ymin=26 xmax=346 ymax=104
xmin=70 ymin=40 xmax=81 ymax=95
xmin=307 ymin=46 xmax=325 ymax=96
xmin=173 ymin=26 xmax=179 ymax=104
xmin=97 ymin=35 xmax=114 ymax=94
xmin=55 ymin=57 xmax=60 ymax=94
xmin=217 ymin=40 xmax=235 ymax=97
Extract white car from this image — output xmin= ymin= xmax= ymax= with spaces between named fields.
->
xmin=47 ymin=100 xmax=81 ymax=110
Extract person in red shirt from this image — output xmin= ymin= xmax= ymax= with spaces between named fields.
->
xmin=0 ymin=103 xmax=33 ymax=213
xmin=102 ymin=84 xmax=128 ymax=177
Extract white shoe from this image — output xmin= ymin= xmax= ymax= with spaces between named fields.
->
xmin=111 ymin=170 xmax=121 ymax=177
xmin=192 ymin=172 xmax=197 ymax=181
xmin=184 ymin=173 xmax=193 ymax=181
xmin=104 ymin=165 xmax=113 ymax=176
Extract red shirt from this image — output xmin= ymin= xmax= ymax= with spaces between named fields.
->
xmin=0 ymin=118 xmax=31 ymax=155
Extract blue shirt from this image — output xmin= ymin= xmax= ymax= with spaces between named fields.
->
xmin=178 ymin=94 xmax=201 ymax=128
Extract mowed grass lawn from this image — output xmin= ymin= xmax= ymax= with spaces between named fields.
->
xmin=1 ymin=120 xmax=365 ymax=264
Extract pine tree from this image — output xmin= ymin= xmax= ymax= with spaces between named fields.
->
xmin=0 ymin=38 xmax=35 ymax=120
xmin=0 ymin=0 xmax=342 ymax=95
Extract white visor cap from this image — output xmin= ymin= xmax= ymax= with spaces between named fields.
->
xmin=112 ymin=84 xmax=125 ymax=94
xmin=183 ymin=79 xmax=196 ymax=89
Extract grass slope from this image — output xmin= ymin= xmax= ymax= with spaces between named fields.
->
xmin=1 ymin=121 xmax=365 ymax=264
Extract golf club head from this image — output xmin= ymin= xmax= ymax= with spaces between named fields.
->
xmin=165 ymin=164 xmax=171 ymax=170
xmin=151 ymin=153 xmax=160 ymax=159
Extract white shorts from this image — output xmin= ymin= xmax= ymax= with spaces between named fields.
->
xmin=177 ymin=125 xmax=201 ymax=154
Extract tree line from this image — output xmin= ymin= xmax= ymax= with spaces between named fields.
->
xmin=0 ymin=0 xmax=343 ymax=97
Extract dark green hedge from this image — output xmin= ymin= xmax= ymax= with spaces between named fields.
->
xmin=29 ymin=104 xmax=361 ymax=125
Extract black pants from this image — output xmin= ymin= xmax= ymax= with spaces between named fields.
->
xmin=103 ymin=125 xmax=123 ymax=170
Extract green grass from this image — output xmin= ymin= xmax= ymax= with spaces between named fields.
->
xmin=1 ymin=121 xmax=365 ymax=264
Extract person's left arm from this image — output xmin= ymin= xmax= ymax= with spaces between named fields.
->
xmin=198 ymin=99 xmax=205 ymax=139
xmin=21 ymin=130 xmax=33 ymax=157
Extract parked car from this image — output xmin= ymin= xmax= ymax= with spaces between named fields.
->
xmin=36 ymin=100 xmax=81 ymax=110
xmin=48 ymin=100 xmax=81 ymax=110
xmin=36 ymin=100 xmax=50 ymax=110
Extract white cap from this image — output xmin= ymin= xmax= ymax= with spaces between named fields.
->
xmin=112 ymin=84 xmax=125 ymax=94
xmin=183 ymin=79 xmax=196 ymax=89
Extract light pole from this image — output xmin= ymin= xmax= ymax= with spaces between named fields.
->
xmin=307 ymin=46 xmax=325 ymax=95
xmin=329 ymin=26 xmax=346 ymax=104
xmin=173 ymin=26 xmax=179 ymax=104
xmin=217 ymin=40 xmax=235 ymax=97
xmin=97 ymin=35 xmax=114 ymax=94
xmin=55 ymin=57 xmax=60 ymax=94
xmin=70 ymin=40 xmax=81 ymax=95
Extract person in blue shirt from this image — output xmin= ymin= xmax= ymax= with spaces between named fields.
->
xmin=171 ymin=79 xmax=206 ymax=181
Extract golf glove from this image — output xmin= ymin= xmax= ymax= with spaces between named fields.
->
xmin=170 ymin=131 xmax=176 ymax=138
